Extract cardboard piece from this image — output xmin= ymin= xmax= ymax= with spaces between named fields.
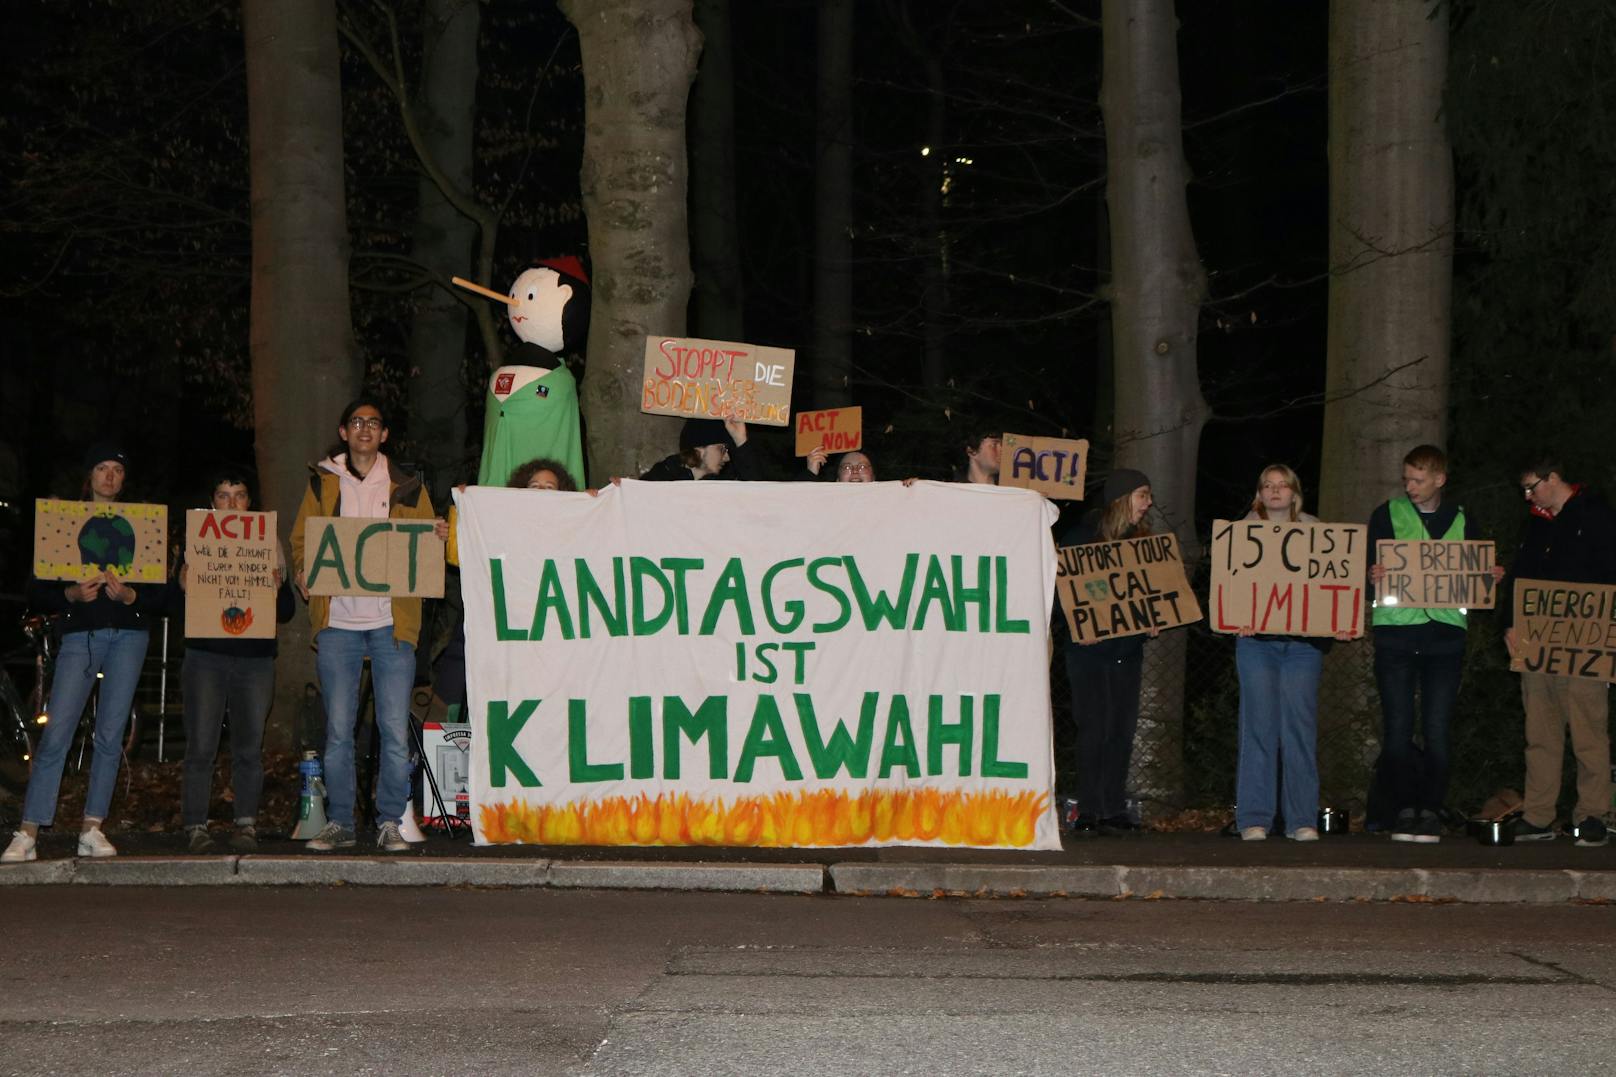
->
xmin=1055 ymin=533 xmax=1202 ymax=642
xmin=793 ymin=406 xmax=864 ymax=457
xmin=998 ymin=434 xmax=1088 ymax=499
xmin=185 ymin=510 xmax=278 ymax=639
xmin=303 ymin=516 xmax=445 ymax=598
xmin=1509 ymin=578 xmax=1616 ymax=681
xmin=33 ymin=499 xmax=168 ymax=583
xmin=1209 ymin=518 xmax=1367 ymax=638
xmin=641 ymin=335 xmax=795 ymax=427
xmin=1375 ymin=539 xmax=1497 ymax=610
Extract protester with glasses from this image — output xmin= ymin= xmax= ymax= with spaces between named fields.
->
xmin=801 ymin=447 xmax=877 ymax=483
xmin=290 ymin=396 xmax=447 ymax=853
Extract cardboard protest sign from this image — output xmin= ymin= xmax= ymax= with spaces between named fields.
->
xmin=1376 ymin=540 xmax=1496 ymax=610
xmin=34 ymin=499 xmax=168 ymax=583
xmin=457 ymin=480 xmax=1062 ymax=850
xmin=641 ymin=335 xmax=795 ymax=427
xmin=998 ymin=434 xmax=1088 ymax=500
xmin=1055 ymin=533 xmax=1202 ymax=642
xmin=1509 ymin=579 xmax=1616 ymax=681
xmin=1209 ymin=518 xmax=1367 ymax=638
xmin=794 ymin=406 xmax=863 ymax=457
xmin=185 ymin=510 xmax=278 ymax=639
xmin=302 ymin=517 xmax=445 ymax=598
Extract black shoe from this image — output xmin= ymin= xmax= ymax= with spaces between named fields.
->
xmin=1510 ymin=817 xmax=1557 ymax=842
xmin=1572 ymin=817 xmax=1609 ymax=848
xmin=1390 ymin=808 xmax=1418 ymax=843
xmin=1411 ymin=810 xmax=1442 ymax=844
xmin=1070 ymin=814 xmax=1101 ymax=837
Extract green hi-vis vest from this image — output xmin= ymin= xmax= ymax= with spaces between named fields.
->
xmin=1372 ymin=497 xmax=1467 ymax=629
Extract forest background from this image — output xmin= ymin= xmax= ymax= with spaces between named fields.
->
xmin=1 ymin=0 xmax=1612 ymax=819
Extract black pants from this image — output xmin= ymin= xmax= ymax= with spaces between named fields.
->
xmin=1064 ymin=646 xmax=1143 ymax=819
xmin=1373 ymin=641 xmax=1463 ymax=815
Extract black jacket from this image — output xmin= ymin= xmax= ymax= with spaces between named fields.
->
xmin=1499 ymin=488 xmax=1616 ymax=629
xmin=1054 ymin=510 xmax=1146 ymax=662
xmin=27 ymin=577 xmax=167 ymax=636
xmin=640 ymin=438 xmax=764 ymax=481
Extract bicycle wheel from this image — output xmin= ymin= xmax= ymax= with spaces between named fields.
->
xmin=0 ymin=672 xmax=34 ymax=797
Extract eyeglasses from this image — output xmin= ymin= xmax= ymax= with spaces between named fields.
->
xmin=1521 ymin=476 xmax=1546 ymax=496
xmin=839 ymin=462 xmax=871 ymax=474
xmin=347 ymin=416 xmax=384 ymax=431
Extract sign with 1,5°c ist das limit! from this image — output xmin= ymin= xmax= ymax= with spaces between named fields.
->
xmin=1209 ymin=518 xmax=1367 ymax=638
xmin=1054 ymin=533 xmax=1202 ymax=643
xmin=1510 ymin=578 xmax=1616 ymax=681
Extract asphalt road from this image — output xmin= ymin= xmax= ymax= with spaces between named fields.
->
xmin=0 ymin=888 xmax=1611 ymax=1075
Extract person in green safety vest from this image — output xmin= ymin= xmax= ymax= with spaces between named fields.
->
xmin=1366 ymin=445 xmax=1505 ymax=844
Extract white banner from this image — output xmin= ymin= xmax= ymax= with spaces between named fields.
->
xmin=457 ymin=480 xmax=1061 ymax=849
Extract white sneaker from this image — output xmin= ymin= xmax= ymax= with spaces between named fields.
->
xmin=2 ymin=830 xmax=37 ymax=863
xmin=77 ymin=827 xmax=118 ymax=858
xmin=1240 ymin=826 xmax=1268 ymax=841
xmin=1290 ymin=827 xmax=1320 ymax=842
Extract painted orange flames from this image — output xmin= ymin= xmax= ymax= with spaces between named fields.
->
xmin=478 ymin=788 xmax=1048 ymax=848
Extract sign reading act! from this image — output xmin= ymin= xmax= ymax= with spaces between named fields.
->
xmin=641 ymin=336 xmax=795 ymax=427
xmin=186 ymin=510 xmax=277 ymax=639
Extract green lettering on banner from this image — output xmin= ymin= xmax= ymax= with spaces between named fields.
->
xmin=807 ymin=557 xmax=851 ymax=631
xmin=699 ymin=557 xmax=757 ymax=635
xmin=994 ymin=556 xmax=1031 ymax=633
xmin=487 ymin=699 xmax=541 ymax=788
xmin=628 ymin=696 xmax=654 ymax=779
xmin=394 ymin=522 xmax=433 ymax=591
xmin=978 ymin=694 xmax=1028 ymax=778
xmin=568 ymin=699 xmax=624 ymax=782
xmin=490 ymin=559 xmax=528 ymax=641
xmin=664 ymin=696 xmax=730 ymax=779
xmin=762 ymin=558 xmax=807 ymax=633
xmin=928 ymin=695 xmax=974 ymax=777
xmin=531 ymin=560 xmax=576 ymax=640
xmin=354 ymin=521 xmax=392 ymax=592
xmin=735 ymin=696 xmax=803 ymax=782
xmin=877 ymin=695 xmax=920 ymax=778
xmin=953 ymin=554 xmax=991 ymax=631
xmin=913 ymin=555 xmax=959 ymax=631
xmin=659 ymin=557 xmax=703 ymax=633
xmin=630 ymin=557 xmax=674 ymax=635
xmin=845 ymin=553 xmax=919 ymax=630
xmin=795 ymin=692 xmax=875 ymax=779
xmin=306 ymin=524 xmax=351 ymax=591
xmin=577 ymin=558 xmax=627 ymax=638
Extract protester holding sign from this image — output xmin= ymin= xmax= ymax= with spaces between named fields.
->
xmin=172 ymin=472 xmax=295 ymax=853
xmin=4 ymin=444 xmax=166 ymax=864
xmin=1365 ymin=446 xmax=1504 ymax=844
xmin=1497 ymin=455 xmax=1616 ymax=846
xmin=800 ymin=449 xmax=877 ymax=483
xmin=1232 ymin=464 xmax=1336 ymax=843
xmin=290 ymin=397 xmax=447 ymax=853
xmin=640 ymin=418 xmax=763 ymax=481
xmin=1056 ymin=469 xmax=1155 ymax=835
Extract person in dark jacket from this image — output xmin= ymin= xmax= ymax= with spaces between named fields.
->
xmin=172 ymin=471 xmax=296 ymax=853
xmin=641 ymin=418 xmax=762 ymax=481
xmin=1498 ymin=455 xmax=1616 ymax=846
xmin=3 ymin=444 xmax=166 ymax=863
xmin=1057 ymin=468 xmax=1154 ymax=835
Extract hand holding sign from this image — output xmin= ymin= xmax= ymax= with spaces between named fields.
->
xmin=303 ymin=517 xmax=445 ymax=598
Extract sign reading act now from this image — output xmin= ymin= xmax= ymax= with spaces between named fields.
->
xmin=302 ymin=517 xmax=445 ymax=598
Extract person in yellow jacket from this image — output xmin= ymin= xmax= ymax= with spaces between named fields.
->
xmin=290 ymin=396 xmax=447 ymax=853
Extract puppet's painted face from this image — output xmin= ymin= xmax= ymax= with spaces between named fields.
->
xmin=507 ymin=267 xmax=572 ymax=353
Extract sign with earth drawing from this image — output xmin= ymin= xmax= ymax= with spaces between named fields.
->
xmin=33 ymin=499 xmax=168 ymax=583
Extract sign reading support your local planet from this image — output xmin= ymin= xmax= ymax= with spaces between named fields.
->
xmin=455 ymin=480 xmax=1062 ymax=850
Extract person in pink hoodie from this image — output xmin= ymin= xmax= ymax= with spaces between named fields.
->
xmin=290 ymin=396 xmax=446 ymax=853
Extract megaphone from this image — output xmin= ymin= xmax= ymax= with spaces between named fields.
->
xmin=291 ymin=750 xmax=329 ymax=840
xmin=399 ymin=800 xmax=426 ymax=844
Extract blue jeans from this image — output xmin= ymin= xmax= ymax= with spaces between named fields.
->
xmin=1373 ymin=639 xmax=1462 ymax=815
xmin=23 ymin=628 xmax=149 ymax=827
xmin=181 ymin=650 xmax=275 ymax=827
xmin=315 ymin=627 xmax=414 ymax=828
xmin=1235 ymin=637 xmax=1322 ymax=835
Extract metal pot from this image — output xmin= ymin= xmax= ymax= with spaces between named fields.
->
xmin=1317 ymin=807 xmax=1349 ymax=835
xmin=1477 ymin=819 xmax=1515 ymax=846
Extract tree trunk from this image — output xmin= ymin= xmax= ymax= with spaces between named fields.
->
xmin=406 ymin=0 xmax=480 ymax=496
xmin=688 ymin=0 xmax=744 ymax=340
xmin=243 ymin=0 xmax=358 ymax=750
xmin=811 ymin=0 xmax=854 ymax=408
xmin=1319 ymin=0 xmax=1452 ymax=523
xmin=1099 ymin=0 xmax=1210 ymax=816
xmin=560 ymin=0 xmax=704 ymax=484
